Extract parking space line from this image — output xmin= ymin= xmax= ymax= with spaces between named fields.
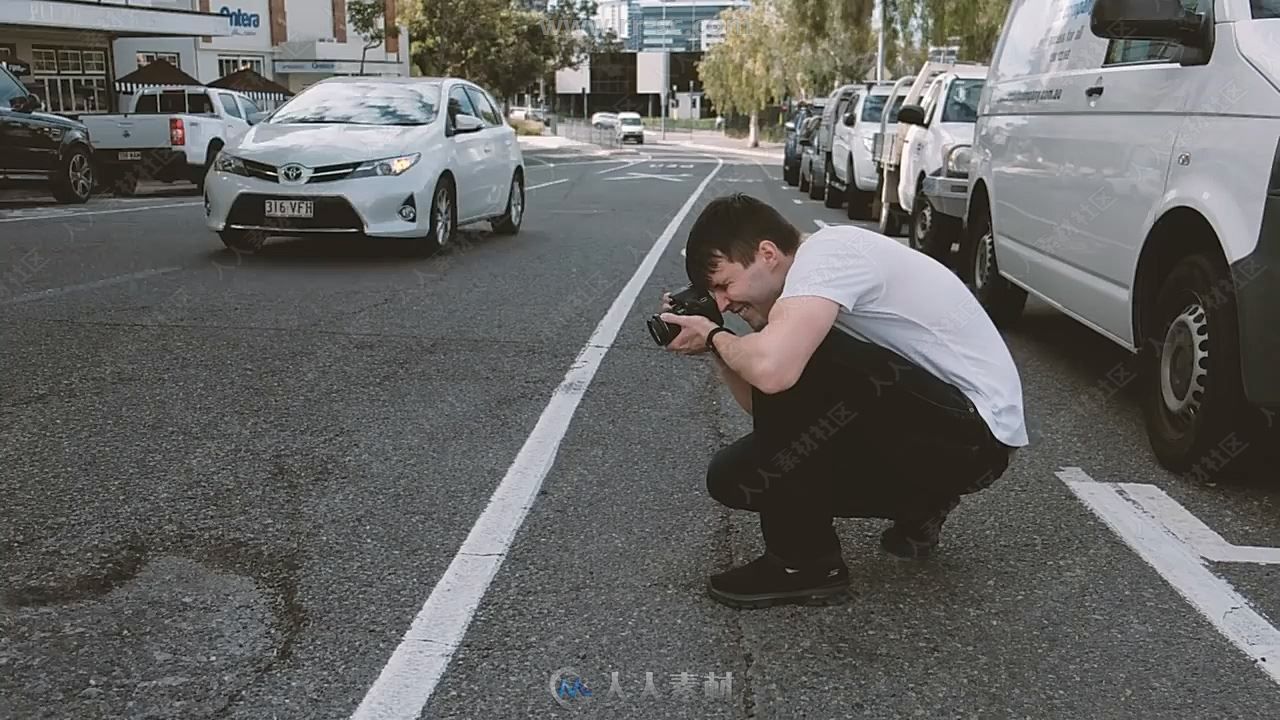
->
xmin=0 ymin=267 xmax=181 ymax=305
xmin=1120 ymin=483 xmax=1280 ymax=564
xmin=526 ymin=178 xmax=570 ymax=191
xmin=1059 ymin=467 xmax=1280 ymax=686
xmin=351 ymin=156 xmax=726 ymax=720
xmin=0 ymin=201 xmax=201 ymax=224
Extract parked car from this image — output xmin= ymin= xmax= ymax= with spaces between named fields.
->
xmin=796 ymin=115 xmax=823 ymax=195
xmin=807 ymin=84 xmax=862 ymax=204
xmin=80 ymin=86 xmax=263 ymax=196
xmin=0 ymin=64 xmax=94 ymax=203
xmin=958 ymin=0 xmax=1280 ymax=476
xmin=782 ymin=100 xmax=825 ymax=186
xmin=615 ymin=112 xmax=645 ymax=143
xmin=204 ymin=76 xmax=524 ymax=254
xmin=828 ymin=83 xmax=903 ymax=220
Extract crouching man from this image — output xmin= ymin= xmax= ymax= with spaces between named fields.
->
xmin=658 ymin=194 xmax=1028 ymax=609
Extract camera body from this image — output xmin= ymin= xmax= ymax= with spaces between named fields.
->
xmin=647 ymin=284 xmax=723 ymax=345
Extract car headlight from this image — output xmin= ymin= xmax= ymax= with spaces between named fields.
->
xmin=213 ymin=152 xmax=249 ymax=176
xmin=945 ymin=145 xmax=973 ymax=178
xmin=351 ymin=153 xmax=421 ymax=178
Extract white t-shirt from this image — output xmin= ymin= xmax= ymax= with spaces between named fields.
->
xmin=778 ymin=225 xmax=1029 ymax=448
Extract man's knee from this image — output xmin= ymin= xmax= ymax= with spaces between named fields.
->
xmin=706 ymin=437 xmax=758 ymax=510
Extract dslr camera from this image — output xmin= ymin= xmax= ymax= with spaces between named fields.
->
xmin=647 ymin=284 xmax=723 ymax=345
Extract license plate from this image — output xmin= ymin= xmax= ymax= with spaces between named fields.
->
xmin=265 ymin=199 xmax=314 ymax=218
xmin=117 ymin=151 xmax=141 ymax=161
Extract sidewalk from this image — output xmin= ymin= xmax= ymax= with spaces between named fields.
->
xmin=645 ymin=128 xmax=784 ymax=160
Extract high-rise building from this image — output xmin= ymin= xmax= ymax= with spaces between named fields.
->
xmin=626 ymin=0 xmax=749 ymax=53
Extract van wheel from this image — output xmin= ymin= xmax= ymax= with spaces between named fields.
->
xmin=1141 ymin=253 xmax=1257 ymax=476
xmin=961 ymin=204 xmax=1026 ymax=326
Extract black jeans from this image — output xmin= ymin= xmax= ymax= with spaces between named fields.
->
xmin=706 ymin=329 xmax=1014 ymax=567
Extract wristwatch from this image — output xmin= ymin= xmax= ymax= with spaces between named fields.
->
xmin=706 ymin=326 xmax=735 ymax=357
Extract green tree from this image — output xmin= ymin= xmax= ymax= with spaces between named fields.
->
xmin=347 ymin=0 xmax=386 ymax=76
xmin=698 ymin=0 xmax=789 ymax=147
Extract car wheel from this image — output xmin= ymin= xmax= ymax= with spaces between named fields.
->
xmin=51 ymin=145 xmax=94 ymax=204
xmin=219 ymin=228 xmax=266 ymax=253
xmin=784 ymin=163 xmax=799 ymax=186
xmin=878 ymin=196 xmax=903 ymax=236
xmin=910 ymin=186 xmax=957 ymax=263
xmin=808 ymin=162 xmax=825 ymax=200
xmin=960 ymin=203 xmax=1026 ymax=327
xmin=423 ymin=177 xmax=457 ymax=253
xmin=492 ymin=171 xmax=524 ymax=235
xmin=823 ymin=161 xmax=842 ymax=209
xmin=1141 ymin=252 xmax=1259 ymax=476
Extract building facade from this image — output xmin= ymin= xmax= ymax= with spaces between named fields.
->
xmin=554 ymin=50 xmax=711 ymax=120
xmin=112 ymin=0 xmax=410 ymax=95
xmin=625 ymin=0 xmax=748 ymax=52
xmin=0 ymin=0 xmax=230 ymax=115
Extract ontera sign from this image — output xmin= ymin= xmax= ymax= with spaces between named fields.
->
xmin=219 ymin=6 xmax=261 ymax=35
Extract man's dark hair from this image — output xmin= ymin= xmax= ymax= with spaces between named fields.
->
xmin=684 ymin=193 xmax=801 ymax=289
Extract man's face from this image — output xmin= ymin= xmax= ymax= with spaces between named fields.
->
xmin=704 ymin=242 xmax=789 ymax=331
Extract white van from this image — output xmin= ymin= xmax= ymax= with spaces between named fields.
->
xmin=962 ymin=0 xmax=1280 ymax=475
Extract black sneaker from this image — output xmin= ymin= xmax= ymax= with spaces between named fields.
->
xmin=707 ymin=552 xmax=849 ymax=609
xmin=880 ymin=498 xmax=960 ymax=559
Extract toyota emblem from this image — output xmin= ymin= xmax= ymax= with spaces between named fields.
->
xmin=280 ymin=164 xmax=304 ymax=182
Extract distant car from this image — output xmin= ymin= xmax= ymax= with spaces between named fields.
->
xmin=591 ymin=112 xmax=617 ymax=129
xmin=0 ymin=64 xmax=95 ymax=203
xmin=782 ymin=101 xmax=825 ymax=186
xmin=204 ymin=76 xmax=525 ymax=254
xmin=616 ymin=112 xmax=644 ymax=143
xmin=796 ymin=115 xmax=823 ymax=194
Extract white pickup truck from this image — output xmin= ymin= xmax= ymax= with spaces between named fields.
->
xmin=872 ymin=61 xmax=987 ymax=261
xmin=81 ymin=86 xmax=264 ymax=195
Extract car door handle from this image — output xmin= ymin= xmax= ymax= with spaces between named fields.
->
xmin=1085 ymin=85 xmax=1105 ymax=98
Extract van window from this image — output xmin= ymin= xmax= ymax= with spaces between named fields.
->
xmin=989 ymin=0 xmax=1059 ymax=82
xmin=1251 ymin=0 xmax=1280 ymax=17
xmin=1103 ymin=0 xmax=1209 ymax=65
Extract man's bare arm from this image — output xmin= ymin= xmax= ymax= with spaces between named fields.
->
xmin=713 ymin=354 xmax=752 ymax=414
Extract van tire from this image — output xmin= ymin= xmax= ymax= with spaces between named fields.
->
xmin=1141 ymin=252 xmax=1257 ymax=476
xmin=961 ymin=204 xmax=1026 ymax=326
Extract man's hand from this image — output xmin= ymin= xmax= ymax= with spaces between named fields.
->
xmin=658 ymin=312 xmax=719 ymax=355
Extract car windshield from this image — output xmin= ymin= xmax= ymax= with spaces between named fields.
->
xmin=861 ymin=94 xmax=905 ymax=122
xmin=941 ymin=79 xmax=983 ymax=123
xmin=269 ymin=82 xmax=440 ymax=126
xmin=621 ymin=117 xmax=642 ymax=125
xmin=1253 ymin=0 xmax=1280 ymax=17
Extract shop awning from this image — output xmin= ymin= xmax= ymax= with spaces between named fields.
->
xmin=208 ymin=68 xmax=294 ymax=104
xmin=1 ymin=1 xmax=232 ymax=38
xmin=114 ymin=58 xmax=204 ymax=94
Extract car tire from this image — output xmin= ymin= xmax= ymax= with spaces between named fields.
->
xmin=910 ymin=186 xmax=958 ymax=264
xmin=1141 ymin=252 xmax=1260 ymax=476
xmin=492 ymin=171 xmax=524 ymax=235
xmin=960 ymin=203 xmax=1027 ymax=327
xmin=823 ymin=162 xmax=842 ymax=209
xmin=219 ymin=228 xmax=266 ymax=253
xmin=847 ymin=187 xmax=874 ymax=220
xmin=808 ymin=162 xmax=825 ymax=200
xmin=423 ymin=177 xmax=457 ymax=253
xmin=784 ymin=163 xmax=799 ymax=186
xmin=878 ymin=198 xmax=903 ymax=236
xmin=51 ymin=145 xmax=94 ymax=204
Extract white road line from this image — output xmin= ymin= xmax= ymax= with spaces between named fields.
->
xmin=1120 ymin=483 xmax=1280 ymax=564
xmin=0 ymin=267 xmax=181 ymax=305
xmin=0 ymin=201 xmax=201 ymax=224
xmin=350 ymin=156 xmax=726 ymax=720
xmin=526 ymin=178 xmax=570 ymax=191
xmin=1058 ymin=467 xmax=1280 ymax=686
xmin=597 ymin=159 xmax=647 ymax=175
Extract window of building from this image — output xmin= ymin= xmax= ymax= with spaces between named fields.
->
xmin=137 ymin=52 xmax=181 ymax=68
xmin=218 ymin=55 xmax=264 ymax=77
xmin=26 ymin=45 xmax=110 ymax=114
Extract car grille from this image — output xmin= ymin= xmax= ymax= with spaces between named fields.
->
xmin=226 ymin=194 xmax=364 ymax=232
xmin=241 ymin=159 xmax=361 ymax=184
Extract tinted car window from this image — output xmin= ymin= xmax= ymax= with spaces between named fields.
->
xmin=0 ymin=67 xmax=26 ymax=106
xmin=271 ymin=82 xmax=441 ymax=126
xmin=860 ymin=94 xmax=905 ymax=122
xmin=1254 ymin=0 xmax=1280 ymax=17
xmin=941 ymin=79 xmax=983 ymax=122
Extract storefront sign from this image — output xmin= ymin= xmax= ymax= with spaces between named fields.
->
xmin=219 ymin=6 xmax=261 ymax=35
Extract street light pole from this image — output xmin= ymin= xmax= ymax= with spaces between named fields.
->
xmin=874 ymin=0 xmax=884 ymax=82
xmin=661 ymin=1 xmax=667 ymax=139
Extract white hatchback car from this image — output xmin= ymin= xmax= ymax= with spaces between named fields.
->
xmin=205 ymin=76 xmax=525 ymax=253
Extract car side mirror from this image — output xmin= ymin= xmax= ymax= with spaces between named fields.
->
xmin=843 ymin=111 xmax=857 ymax=126
xmin=898 ymin=104 xmax=926 ymax=126
xmin=452 ymin=114 xmax=485 ymax=134
xmin=9 ymin=94 xmax=40 ymax=112
xmin=1091 ymin=0 xmax=1207 ymax=45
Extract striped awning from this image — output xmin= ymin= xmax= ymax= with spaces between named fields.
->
xmin=114 ymin=82 xmax=204 ymax=94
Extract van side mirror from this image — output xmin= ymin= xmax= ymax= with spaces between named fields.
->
xmin=1090 ymin=0 xmax=1207 ymax=46
xmin=843 ymin=111 xmax=857 ymax=126
xmin=897 ymin=104 xmax=926 ymax=126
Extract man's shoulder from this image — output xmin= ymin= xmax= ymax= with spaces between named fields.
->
xmin=801 ymin=224 xmax=894 ymax=252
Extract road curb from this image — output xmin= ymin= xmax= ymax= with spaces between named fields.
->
xmin=651 ymin=140 xmax=783 ymax=161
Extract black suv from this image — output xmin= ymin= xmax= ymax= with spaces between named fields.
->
xmin=782 ymin=101 xmax=824 ymax=186
xmin=0 ymin=64 xmax=95 ymax=203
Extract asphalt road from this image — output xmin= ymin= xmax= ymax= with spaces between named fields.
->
xmin=2 ymin=137 xmax=1280 ymax=720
